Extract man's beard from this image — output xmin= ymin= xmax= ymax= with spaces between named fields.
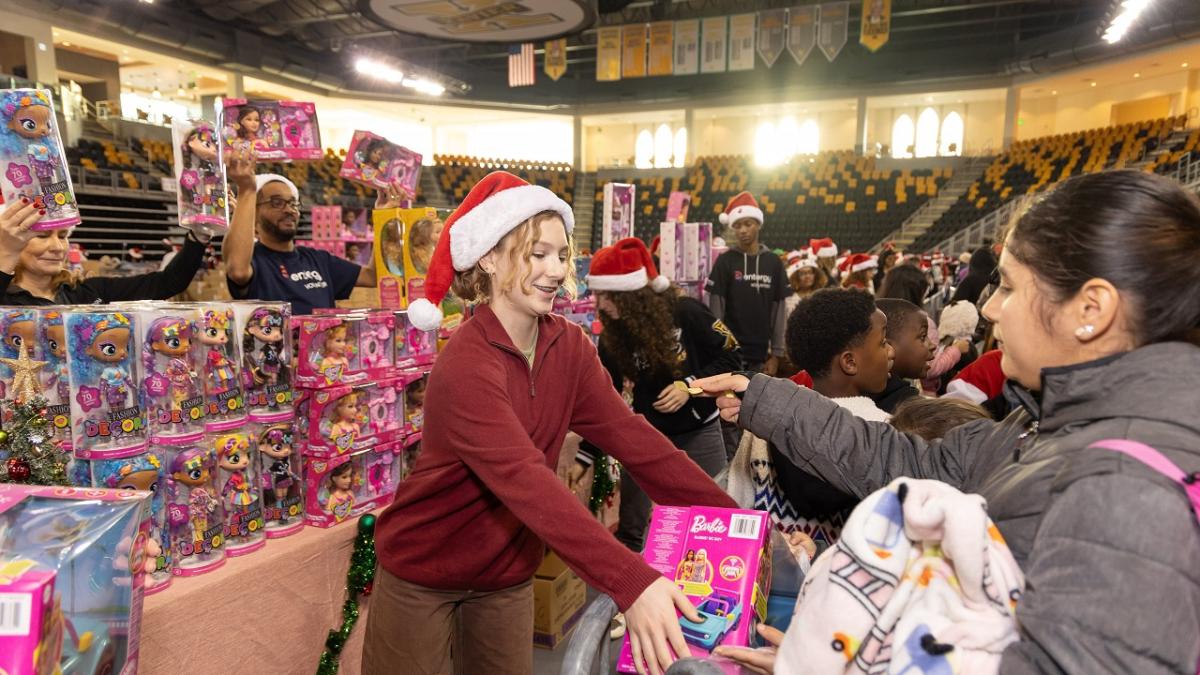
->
xmin=259 ymin=216 xmax=296 ymax=242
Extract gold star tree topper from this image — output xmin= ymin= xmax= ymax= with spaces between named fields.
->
xmin=0 ymin=343 xmax=47 ymax=402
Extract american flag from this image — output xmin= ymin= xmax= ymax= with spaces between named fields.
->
xmin=508 ymin=43 xmax=535 ymax=87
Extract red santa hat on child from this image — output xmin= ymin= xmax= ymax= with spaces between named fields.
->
xmin=255 ymin=173 xmax=299 ymax=198
xmin=407 ymin=171 xmax=574 ymax=331
xmin=718 ymin=192 xmax=763 ymax=226
xmin=786 ymin=251 xmax=819 ymax=277
xmin=587 ymin=237 xmax=670 ymax=293
xmin=839 ymin=253 xmax=878 ymax=274
xmin=810 ymin=237 xmax=839 ymax=258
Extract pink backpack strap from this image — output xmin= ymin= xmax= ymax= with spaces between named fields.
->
xmin=1088 ymin=439 xmax=1200 ymax=526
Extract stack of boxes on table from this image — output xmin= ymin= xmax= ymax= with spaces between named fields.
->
xmin=294 ymin=307 xmax=435 ymax=529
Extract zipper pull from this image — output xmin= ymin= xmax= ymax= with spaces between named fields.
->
xmin=1013 ymin=420 xmax=1039 ymax=461
xmin=530 ymin=381 xmax=536 ymax=398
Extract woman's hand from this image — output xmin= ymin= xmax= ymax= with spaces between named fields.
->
xmin=652 ymin=382 xmax=690 ymax=414
xmin=0 ymin=199 xmax=42 ymax=273
xmin=690 ymin=373 xmax=751 ymax=423
xmin=712 ymin=624 xmax=785 ymax=675
xmin=624 ymin=577 xmax=700 ymax=675
xmin=375 ymin=180 xmax=412 ymax=209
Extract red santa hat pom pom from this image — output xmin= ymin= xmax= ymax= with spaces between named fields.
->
xmin=587 ymin=237 xmax=669 ymax=293
xmin=409 ymin=170 xmax=574 ymax=333
xmin=718 ymin=191 xmax=763 ymax=226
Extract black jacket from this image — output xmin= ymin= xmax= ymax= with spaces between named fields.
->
xmin=0 ymin=236 xmax=205 ymax=306
xmin=870 ymin=374 xmax=920 ymax=414
xmin=950 ymin=245 xmax=996 ymax=305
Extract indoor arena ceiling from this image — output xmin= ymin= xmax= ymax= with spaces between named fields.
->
xmin=40 ymin=0 xmax=1200 ymax=110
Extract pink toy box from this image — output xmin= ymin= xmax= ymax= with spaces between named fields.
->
xmin=393 ymin=310 xmax=437 ymax=368
xmin=400 ymin=370 xmax=427 ymax=436
xmin=309 ymin=205 xmax=343 ymax=241
xmin=218 ymin=98 xmax=321 ymax=161
xmin=617 ymin=506 xmax=771 ymax=673
xmin=296 ymin=313 xmax=398 ymax=387
xmin=171 ymin=118 xmax=227 ymax=237
xmin=0 ymin=88 xmax=81 ymax=231
xmin=294 ymin=376 xmax=402 ymax=457
xmin=338 ymin=130 xmax=422 ymax=192
xmin=302 ymin=443 xmax=400 ymax=528
xmin=0 ymin=483 xmax=152 ymax=675
xmin=296 ymin=239 xmax=344 ymax=257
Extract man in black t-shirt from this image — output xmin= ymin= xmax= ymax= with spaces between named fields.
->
xmin=705 ymin=191 xmax=789 ymax=374
xmin=223 ymin=149 xmax=403 ymax=315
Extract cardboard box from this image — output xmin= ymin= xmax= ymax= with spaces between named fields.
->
xmin=533 ymin=552 xmax=587 ymax=650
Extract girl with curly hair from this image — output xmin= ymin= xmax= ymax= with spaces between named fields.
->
xmin=582 ymin=237 xmax=742 ymax=552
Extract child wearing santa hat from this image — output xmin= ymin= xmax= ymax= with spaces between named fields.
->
xmin=363 ymin=172 xmax=737 ymax=675
xmin=839 ymin=252 xmax=878 ymax=293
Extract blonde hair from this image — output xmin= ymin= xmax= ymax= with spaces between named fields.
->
xmin=451 ymin=211 xmax=576 ymax=303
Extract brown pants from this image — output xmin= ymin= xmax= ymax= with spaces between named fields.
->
xmin=361 ymin=568 xmax=534 ymax=675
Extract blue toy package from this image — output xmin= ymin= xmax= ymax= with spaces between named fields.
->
xmin=0 ymin=307 xmax=39 ymax=403
xmin=0 ymin=483 xmax=152 ymax=675
xmin=64 ymin=310 xmax=148 ymax=459
xmin=37 ymin=308 xmax=73 ymax=447
xmin=0 ymin=89 xmax=81 ymax=231
xmin=137 ymin=308 xmax=207 ymax=442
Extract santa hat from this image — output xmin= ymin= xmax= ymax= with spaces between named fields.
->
xmin=649 ymin=235 xmax=661 ymax=258
xmin=255 ymin=173 xmax=298 ymax=199
xmin=587 ymin=237 xmax=669 ymax=293
xmin=839 ymin=253 xmax=878 ymax=274
xmin=944 ymin=349 xmax=1004 ymax=405
xmin=786 ymin=253 xmax=819 ymax=277
xmin=938 ymin=300 xmax=980 ymax=340
xmin=718 ymin=192 xmax=763 ymax=226
xmin=407 ymin=171 xmax=574 ymax=331
xmin=809 ymin=237 xmax=838 ymax=258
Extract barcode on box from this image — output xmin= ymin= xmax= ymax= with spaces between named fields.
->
xmin=0 ymin=592 xmax=32 ymax=636
xmin=728 ymin=514 xmax=761 ymax=540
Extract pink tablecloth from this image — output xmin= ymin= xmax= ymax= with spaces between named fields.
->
xmin=140 ymin=513 xmax=380 ymax=675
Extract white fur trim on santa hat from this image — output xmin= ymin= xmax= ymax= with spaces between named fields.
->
xmin=852 ymin=258 xmax=878 ymax=273
xmin=407 ymin=298 xmax=443 ymax=332
xmin=718 ymin=205 xmax=764 ymax=226
xmin=787 ymin=258 xmax=819 ymax=276
xmin=255 ymin=173 xmax=298 ymax=199
xmin=587 ymin=268 xmax=649 ymax=292
xmin=449 ymin=184 xmax=574 ymax=271
xmin=816 ymin=243 xmax=838 ymax=258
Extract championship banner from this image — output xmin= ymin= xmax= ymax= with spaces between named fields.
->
xmin=757 ymin=9 xmax=786 ymax=68
xmin=727 ymin=14 xmax=756 ymax=71
xmin=860 ymin=0 xmax=891 ymax=51
xmin=544 ymin=38 xmax=567 ymax=81
xmin=622 ymin=24 xmax=648 ymax=78
xmin=648 ymin=21 xmax=674 ymax=76
xmin=596 ymin=27 xmax=622 ymax=81
xmin=701 ymin=16 xmax=728 ymax=74
xmin=818 ymin=2 xmax=849 ymax=62
xmin=787 ymin=6 xmax=817 ymax=67
xmin=674 ymin=19 xmax=700 ymax=75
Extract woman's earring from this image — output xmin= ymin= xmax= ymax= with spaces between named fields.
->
xmin=1074 ymin=324 xmax=1096 ymax=339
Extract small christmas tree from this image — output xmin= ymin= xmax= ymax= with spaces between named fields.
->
xmin=0 ymin=395 xmax=67 ymax=485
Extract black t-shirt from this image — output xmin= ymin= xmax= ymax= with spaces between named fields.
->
xmin=227 ymin=242 xmax=360 ymax=316
xmin=704 ymin=247 xmax=788 ymax=362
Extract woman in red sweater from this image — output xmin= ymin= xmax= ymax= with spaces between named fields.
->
xmin=362 ymin=172 xmax=737 ymax=675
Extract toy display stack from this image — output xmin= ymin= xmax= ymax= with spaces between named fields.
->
xmin=658 ymin=220 xmax=713 ymax=302
xmin=303 ymin=205 xmax=374 ymax=265
xmin=294 ymin=308 xmax=436 ymax=527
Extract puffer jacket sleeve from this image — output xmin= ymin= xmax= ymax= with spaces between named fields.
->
xmin=738 ymin=374 xmax=1005 ymax=497
xmin=999 ymin=470 xmax=1200 ymax=674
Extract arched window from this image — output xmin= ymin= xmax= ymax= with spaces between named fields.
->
xmin=635 ymin=129 xmax=654 ymax=168
xmin=798 ymin=119 xmax=820 ymax=155
xmin=672 ymin=127 xmax=688 ymax=168
xmin=777 ymin=117 xmax=799 ymax=159
xmin=915 ymin=107 xmax=939 ymax=158
xmin=754 ymin=121 xmax=778 ymax=167
xmin=891 ymin=114 xmax=914 ymax=159
xmin=939 ymin=111 xmax=964 ymax=156
xmin=654 ymin=123 xmax=674 ymax=169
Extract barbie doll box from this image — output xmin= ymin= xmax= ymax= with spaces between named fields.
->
xmin=339 ymin=130 xmax=422 ymax=192
xmin=617 ymin=506 xmax=771 ymax=673
xmin=0 ymin=88 xmax=81 ymax=230
xmin=217 ymin=98 xmax=321 ymax=161
xmin=0 ymin=483 xmax=152 ymax=675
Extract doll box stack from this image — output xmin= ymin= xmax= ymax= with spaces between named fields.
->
xmin=617 ymin=506 xmax=771 ymax=673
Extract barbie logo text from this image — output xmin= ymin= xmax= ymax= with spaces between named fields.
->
xmin=690 ymin=515 xmax=727 ymax=534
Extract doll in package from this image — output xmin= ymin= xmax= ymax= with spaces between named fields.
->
xmin=339 ymin=130 xmax=422 ymax=192
xmin=0 ymin=89 xmax=80 ymax=230
xmin=219 ymin=99 xmax=321 ymax=161
xmin=140 ymin=310 xmax=206 ymax=441
xmin=64 ymin=311 xmax=147 ymax=457
xmin=171 ymin=119 xmax=227 ymax=236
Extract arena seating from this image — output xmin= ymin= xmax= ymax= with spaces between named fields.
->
xmin=432 ymin=155 xmax=575 ymax=205
xmin=909 ymin=115 xmax=1188 ymax=252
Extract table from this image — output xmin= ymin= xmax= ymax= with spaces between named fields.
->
xmin=140 ymin=514 xmax=378 ymax=675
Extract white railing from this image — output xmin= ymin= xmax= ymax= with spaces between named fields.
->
xmin=933 ymin=194 xmax=1033 ymax=255
xmin=1176 ymin=152 xmax=1200 ymax=189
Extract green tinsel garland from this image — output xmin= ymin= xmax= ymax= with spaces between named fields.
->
xmin=0 ymin=396 xmax=67 ymax=486
xmin=588 ymin=452 xmax=619 ymax=514
xmin=316 ymin=513 xmax=378 ymax=675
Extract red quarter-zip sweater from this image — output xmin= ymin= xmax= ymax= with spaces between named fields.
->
xmin=375 ymin=304 xmax=738 ymax=610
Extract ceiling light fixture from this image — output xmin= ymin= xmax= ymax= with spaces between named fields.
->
xmin=1133 ymin=72 xmax=1140 ymax=78
xmin=356 ymin=56 xmax=444 ymax=95
xmin=1102 ymin=0 xmax=1154 ymax=44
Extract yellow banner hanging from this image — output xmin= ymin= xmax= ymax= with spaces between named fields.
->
xmin=544 ymin=38 xmax=567 ymax=81
xmin=860 ymin=0 xmax=891 ymax=52
xmin=648 ymin=21 xmax=674 ymax=76
xmin=622 ymin=24 xmax=648 ymax=78
xmin=596 ymin=27 xmax=622 ymax=81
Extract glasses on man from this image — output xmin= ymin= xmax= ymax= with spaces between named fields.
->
xmin=257 ymin=196 xmax=302 ymax=211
